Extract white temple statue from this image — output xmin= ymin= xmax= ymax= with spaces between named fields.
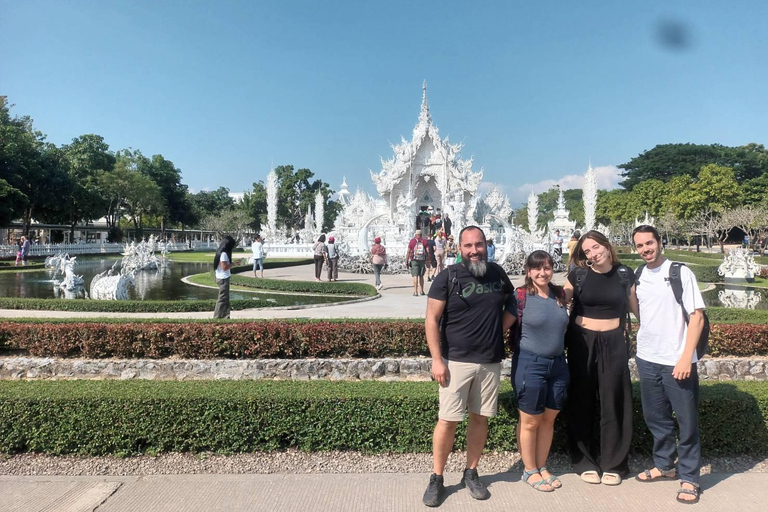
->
xmin=583 ymin=160 xmax=597 ymax=232
xmin=718 ymin=248 xmax=760 ymax=283
xmin=634 ymin=211 xmax=655 ymax=227
xmin=547 ymin=189 xmax=576 ymax=238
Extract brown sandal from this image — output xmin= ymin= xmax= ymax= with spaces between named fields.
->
xmin=676 ymin=483 xmax=700 ymax=504
xmin=636 ymin=468 xmax=677 ymax=483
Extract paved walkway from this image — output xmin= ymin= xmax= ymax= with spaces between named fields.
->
xmin=0 ymin=262 xmax=551 ymax=320
xmin=0 ymin=472 xmax=764 ymax=512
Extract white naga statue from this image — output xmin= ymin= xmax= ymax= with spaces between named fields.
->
xmin=718 ymin=248 xmax=761 ymax=283
xmin=90 ymin=261 xmax=135 ymax=300
xmin=122 ymin=234 xmax=166 ymax=272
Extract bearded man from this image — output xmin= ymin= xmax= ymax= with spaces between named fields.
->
xmin=421 ymin=226 xmax=517 ymax=507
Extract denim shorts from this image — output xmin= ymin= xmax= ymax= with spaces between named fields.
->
xmin=511 ymin=349 xmax=570 ymax=415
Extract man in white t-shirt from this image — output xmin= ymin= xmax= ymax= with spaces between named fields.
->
xmin=251 ymin=234 xmax=265 ymax=278
xmin=629 ymin=225 xmax=705 ymax=504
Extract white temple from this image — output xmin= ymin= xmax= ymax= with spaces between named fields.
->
xmin=333 ymin=82 xmax=493 ymax=253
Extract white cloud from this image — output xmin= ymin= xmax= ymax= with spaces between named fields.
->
xmin=508 ymin=165 xmax=623 ymax=206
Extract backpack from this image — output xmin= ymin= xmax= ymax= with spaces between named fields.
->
xmin=571 ymin=265 xmax=634 ymax=348
xmin=635 ymin=262 xmax=710 ymax=359
xmin=412 ymin=239 xmax=426 ymax=261
xmin=510 ymin=286 xmax=566 ymax=353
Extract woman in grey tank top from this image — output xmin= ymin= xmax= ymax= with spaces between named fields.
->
xmin=512 ymin=250 xmax=570 ymax=493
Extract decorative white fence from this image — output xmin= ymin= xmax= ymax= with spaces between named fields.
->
xmin=0 ymin=243 xmax=125 ymax=258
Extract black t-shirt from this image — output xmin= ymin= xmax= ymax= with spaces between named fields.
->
xmin=428 ymin=262 xmax=516 ymax=364
xmin=567 ymin=265 xmax=635 ymax=319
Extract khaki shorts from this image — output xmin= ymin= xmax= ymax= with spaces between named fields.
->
xmin=410 ymin=260 xmax=426 ymax=277
xmin=438 ymin=360 xmax=501 ymax=421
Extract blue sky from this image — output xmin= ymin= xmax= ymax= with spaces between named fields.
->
xmin=2 ymin=0 xmax=767 ymax=206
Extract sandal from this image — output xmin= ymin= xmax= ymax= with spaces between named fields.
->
xmin=601 ymin=472 xmax=622 ymax=486
xmin=521 ymin=468 xmax=554 ymax=492
xmin=413 ymin=293 xmax=419 ymax=297
xmin=539 ymin=466 xmax=562 ymax=489
xmin=580 ymin=470 xmax=601 ymax=484
xmin=635 ymin=467 xmax=677 ymax=483
xmin=676 ymin=483 xmax=700 ymax=504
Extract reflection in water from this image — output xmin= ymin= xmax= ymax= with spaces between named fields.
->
xmin=702 ymin=285 xmax=766 ymax=310
xmin=53 ymin=286 xmax=88 ymax=300
xmin=717 ymin=287 xmax=763 ymax=309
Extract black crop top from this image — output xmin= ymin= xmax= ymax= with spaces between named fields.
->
xmin=568 ymin=265 xmax=634 ymax=319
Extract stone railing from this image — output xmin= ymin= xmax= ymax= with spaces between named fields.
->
xmin=1 ymin=357 xmax=765 ymax=382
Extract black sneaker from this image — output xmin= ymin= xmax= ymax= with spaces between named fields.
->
xmin=462 ymin=468 xmax=490 ymax=500
xmin=422 ymin=473 xmax=445 ymax=507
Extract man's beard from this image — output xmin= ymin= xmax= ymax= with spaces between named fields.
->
xmin=464 ymin=258 xmax=487 ymax=277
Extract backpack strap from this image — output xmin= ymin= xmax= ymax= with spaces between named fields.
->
xmin=572 ymin=267 xmax=588 ymax=297
xmin=615 ymin=264 xmax=634 ymax=348
xmin=634 ymin=263 xmax=646 ymax=284
xmin=668 ymin=262 xmax=690 ymax=323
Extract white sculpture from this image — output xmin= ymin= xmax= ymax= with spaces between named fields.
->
xmin=718 ymin=248 xmax=760 ymax=283
xmin=717 ymin=287 xmax=762 ymax=309
xmin=266 ymin=170 xmax=279 ymax=238
xmin=634 ymin=211 xmax=655 ymax=227
xmin=314 ymin=190 xmax=325 ymax=236
xmin=52 ymin=255 xmax=84 ymax=291
xmin=122 ymin=235 xmax=165 ymax=272
xmin=90 ymin=261 xmax=135 ymax=300
xmin=583 ymin=161 xmax=597 ymax=232
xmin=547 ymin=190 xmax=576 ymax=238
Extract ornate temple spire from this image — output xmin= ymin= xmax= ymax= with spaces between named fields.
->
xmin=418 ymin=80 xmax=431 ymax=126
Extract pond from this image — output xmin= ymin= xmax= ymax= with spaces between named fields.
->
xmin=0 ymin=258 xmax=341 ymax=306
xmin=701 ymin=284 xmax=767 ymax=310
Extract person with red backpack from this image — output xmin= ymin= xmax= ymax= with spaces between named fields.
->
xmin=630 ymin=225 xmax=706 ymax=504
xmin=406 ymin=229 xmax=429 ymax=297
xmin=510 ymin=250 xmax=569 ymax=493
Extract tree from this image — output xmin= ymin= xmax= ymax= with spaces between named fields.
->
xmin=120 ymin=166 xmax=163 ymax=239
xmin=240 ymin=181 xmax=267 ymax=233
xmin=723 ymin=205 xmax=768 ymax=252
xmin=191 ymin=187 xmax=235 ymax=222
xmin=667 ymin=165 xmax=742 ymax=219
xmin=619 ymin=143 xmax=768 ymax=189
xmin=274 ymin=165 xmax=340 ymax=232
xmin=596 ymin=189 xmax=638 ymax=224
xmin=741 ymin=173 xmax=768 ymax=205
xmin=61 ymin=134 xmax=115 ymax=238
xmin=139 ymin=153 xmax=188 ymax=236
xmin=202 ymin=209 xmax=253 ymax=242
xmin=631 ymin=179 xmax=669 ymax=219
xmin=689 ymin=208 xmax=732 ymax=252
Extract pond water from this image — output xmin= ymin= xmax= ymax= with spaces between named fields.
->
xmin=701 ymin=284 xmax=767 ymax=310
xmin=0 ymin=258 xmax=340 ymax=306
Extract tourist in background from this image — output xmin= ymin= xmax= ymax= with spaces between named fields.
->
xmin=567 ymin=231 xmax=580 ymax=273
xmin=406 ymin=229 xmax=429 ymax=296
xmin=213 ymin=235 xmax=237 ymax=319
xmin=486 ymin=239 xmax=496 ymax=263
xmin=20 ymin=235 xmax=31 ymax=265
xmin=434 ymin=230 xmax=446 ymax=272
xmin=313 ymin=234 xmax=328 ymax=282
xmin=427 ymin=234 xmax=438 ymax=281
xmin=14 ymin=238 xmax=22 ymax=266
xmin=445 ymin=235 xmax=457 ymax=266
xmin=370 ymin=237 xmax=387 ymax=291
xmin=443 ymin=214 xmax=452 ymax=236
xmin=512 ymin=250 xmax=569 ymax=493
xmin=326 ymin=236 xmax=339 ymax=282
xmin=552 ymin=229 xmax=563 ymax=257
xmin=564 ymin=231 xmax=635 ymax=486
xmin=251 ymin=234 xmax=265 ymax=278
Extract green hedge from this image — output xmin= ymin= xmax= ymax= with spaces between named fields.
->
xmin=666 ymin=249 xmax=768 ymax=266
xmin=617 ymin=256 xmax=722 ymax=283
xmin=0 ymin=380 xmax=765 ymax=456
xmin=229 ymin=274 xmax=377 ymax=296
xmin=1 ymin=319 xmax=766 ymax=358
xmin=0 ymin=293 xmax=348 ymax=313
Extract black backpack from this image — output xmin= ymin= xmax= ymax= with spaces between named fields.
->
xmin=570 ymin=265 xmax=634 ymax=348
xmin=635 ymin=262 xmax=710 ymax=359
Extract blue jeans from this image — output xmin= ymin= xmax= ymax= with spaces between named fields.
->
xmin=511 ymin=349 xmax=569 ymax=415
xmin=636 ymin=356 xmax=701 ymax=485
xmin=252 ymin=258 xmax=264 ymax=272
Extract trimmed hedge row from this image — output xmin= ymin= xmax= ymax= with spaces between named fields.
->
xmin=666 ymin=249 xmax=768 ymax=266
xmin=1 ymin=319 xmax=767 ymax=358
xmin=0 ymin=380 xmax=765 ymax=456
xmin=617 ymin=257 xmax=722 ymax=283
xmin=0 ymin=293 xmax=348 ymax=313
xmin=229 ymin=274 xmax=377 ymax=296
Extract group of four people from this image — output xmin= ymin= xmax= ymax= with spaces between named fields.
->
xmin=423 ymin=224 xmax=705 ymax=507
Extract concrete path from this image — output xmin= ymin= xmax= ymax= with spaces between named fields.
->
xmin=0 ymin=263 xmax=550 ymax=320
xmin=0 ymin=472 xmax=763 ymax=512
